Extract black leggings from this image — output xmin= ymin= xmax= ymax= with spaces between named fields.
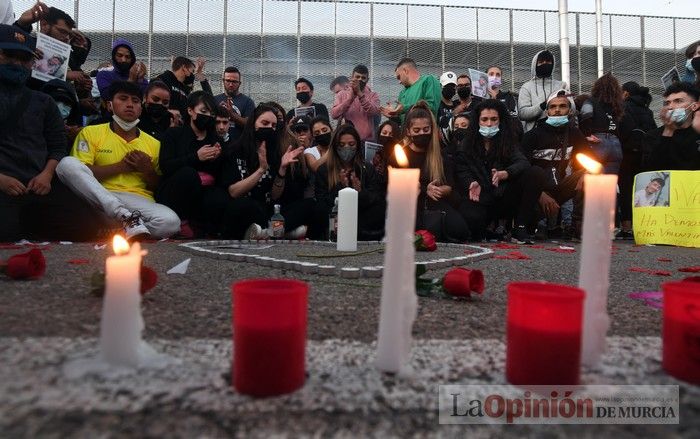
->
xmin=459 ymin=166 xmax=545 ymax=238
xmin=417 ymin=199 xmax=470 ymax=242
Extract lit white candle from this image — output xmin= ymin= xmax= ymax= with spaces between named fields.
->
xmin=376 ymin=145 xmax=420 ymax=373
xmin=99 ymin=235 xmax=146 ymax=367
xmin=576 ymin=153 xmax=617 ymax=367
xmin=337 ymin=187 xmax=358 ymax=252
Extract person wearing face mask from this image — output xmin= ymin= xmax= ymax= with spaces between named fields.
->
xmin=453 ymin=74 xmax=482 ymax=116
xmin=485 ymin=66 xmax=522 ymax=141
xmin=96 ymin=38 xmax=148 ymax=101
xmin=221 ymin=104 xmax=315 ymax=240
xmin=372 ymin=120 xmax=401 ymax=181
xmin=154 ymin=56 xmax=202 ymax=115
xmin=330 ymin=64 xmax=380 ymax=142
xmin=314 ymin=124 xmax=386 ymax=240
xmin=521 ymin=90 xmax=593 ymax=240
xmin=387 ymin=101 xmax=470 ymax=243
xmin=56 ymin=81 xmax=180 ymax=241
xmin=456 ymin=100 xmax=545 ymax=244
xmin=681 ymin=40 xmax=700 ymax=85
xmin=437 ymin=71 xmax=459 ymax=151
xmin=305 ymin=117 xmax=333 ymax=173
xmin=285 ymin=77 xmax=329 ymax=122
xmin=643 ymin=82 xmax=700 ymax=171
xmin=41 ymin=78 xmax=82 ymax=148
xmin=0 ymin=24 xmax=108 ymax=242
xmin=517 ymin=50 xmax=566 ymax=133
xmin=155 ymin=91 xmax=227 ymax=236
xmin=138 ymin=81 xmax=172 ymax=140
xmin=448 ymin=113 xmax=471 ymax=160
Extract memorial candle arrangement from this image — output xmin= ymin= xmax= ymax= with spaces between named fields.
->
xmin=376 ymin=145 xmax=420 ymax=373
xmin=99 ymin=235 xmax=147 ymax=367
xmin=576 ymin=153 xmax=617 ymax=367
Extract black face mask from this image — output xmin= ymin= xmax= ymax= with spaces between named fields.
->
xmin=535 ymin=63 xmax=554 ymax=78
xmin=442 ymin=85 xmax=456 ymax=100
xmin=255 ymin=127 xmax=277 ymax=144
xmin=69 ymin=46 xmax=89 ymax=71
xmin=378 ymin=135 xmax=394 ymax=148
xmin=145 ymin=103 xmax=169 ymax=120
xmin=411 ymin=134 xmax=432 ymax=149
xmin=315 ymin=132 xmax=332 ymax=147
xmin=457 ymin=86 xmax=471 ymax=100
xmin=193 ymin=113 xmax=215 ymax=132
xmin=184 ymin=72 xmax=195 ymax=85
xmin=692 ymin=57 xmax=700 ymax=73
xmin=296 ymin=91 xmax=311 ymax=104
xmin=114 ymin=61 xmax=132 ymax=73
xmin=452 ymin=128 xmax=468 ymax=143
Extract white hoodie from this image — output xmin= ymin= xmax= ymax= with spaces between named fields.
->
xmin=517 ymin=50 xmax=565 ymax=132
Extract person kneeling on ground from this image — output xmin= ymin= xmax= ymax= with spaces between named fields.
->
xmin=314 ymin=124 xmax=386 ymax=240
xmin=56 ymin=80 xmax=180 ymax=240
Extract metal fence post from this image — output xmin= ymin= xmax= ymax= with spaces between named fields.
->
xmin=405 ymin=4 xmax=409 ymax=57
xmin=475 ymin=8 xmax=480 ymax=69
xmin=672 ymin=18 xmax=677 ymax=67
xmin=186 ymin=0 xmax=190 ymax=57
xmin=640 ymin=16 xmax=646 ymax=86
xmin=296 ymin=0 xmax=301 ymax=81
xmin=222 ymin=0 xmax=228 ymax=76
xmin=543 ymin=11 xmax=547 ymax=50
xmin=333 ymin=0 xmax=338 ymax=77
xmin=576 ymin=12 xmax=582 ymax=95
xmin=608 ymin=14 xmax=613 ymax=74
xmin=260 ymin=0 xmax=265 ymax=92
xmin=148 ymin=0 xmax=153 ymax=76
xmin=370 ymin=2 xmax=374 ymax=88
xmin=440 ymin=6 xmax=445 ymax=72
xmin=74 ymin=0 xmax=79 ymax=28
xmin=509 ymin=9 xmax=514 ymax=91
xmin=111 ymin=0 xmax=115 ymax=46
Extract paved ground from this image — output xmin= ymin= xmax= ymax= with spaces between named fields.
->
xmin=0 ymin=239 xmax=698 ymax=437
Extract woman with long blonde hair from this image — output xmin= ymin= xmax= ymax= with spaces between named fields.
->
xmin=386 ymin=101 xmax=469 ymax=242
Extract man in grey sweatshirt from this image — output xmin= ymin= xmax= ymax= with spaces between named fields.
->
xmin=517 ymin=50 xmax=565 ymax=133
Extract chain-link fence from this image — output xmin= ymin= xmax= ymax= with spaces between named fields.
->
xmin=15 ymin=0 xmax=698 ymax=118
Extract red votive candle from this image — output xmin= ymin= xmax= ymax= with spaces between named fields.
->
xmin=232 ymin=279 xmax=308 ymax=397
xmin=662 ymin=281 xmax=700 ymax=384
xmin=506 ymin=282 xmax=585 ymax=385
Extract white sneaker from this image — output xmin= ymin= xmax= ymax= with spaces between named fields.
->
xmin=122 ymin=211 xmax=150 ymax=241
xmin=284 ymin=225 xmax=307 ymax=240
xmin=244 ymin=223 xmax=269 ymax=240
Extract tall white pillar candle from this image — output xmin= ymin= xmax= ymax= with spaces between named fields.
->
xmin=337 ymin=187 xmax=358 ymax=252
xmin=576 ymin=154 xmax=617 ymax=367
xmin=99 ymin=236 xmax=146 ymax=367
xmin=376 ymin=146 xmax=420 ymax=373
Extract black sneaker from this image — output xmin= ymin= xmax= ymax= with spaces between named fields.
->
xmin=122 ymin=211 xmax=150 ymax=241
xmin=615 ymin=230 xmax=634 ymax=240
xmin=511 ymin=225 xmax=534 ymax=245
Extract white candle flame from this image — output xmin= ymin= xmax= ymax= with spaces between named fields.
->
xmin=112 ymin=235 xmax=130 ymax=256
xmin=576 ymin=153 xmax=603 ymax=174
xmin=394 ymin=144 xmax=409 ymax=168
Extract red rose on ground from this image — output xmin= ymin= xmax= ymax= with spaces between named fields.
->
xmin=415 ymin=230 xmax=437 ymax=252
xmin=140 ymin=266 xmax=158 ymax=295
xmin=442 ymin=268 xmax=484 ymax=297
xmin=3 ymin=249 xmax=46 ymax=279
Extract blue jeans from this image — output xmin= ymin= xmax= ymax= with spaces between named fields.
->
xmin=591 ymin=133 xmax=623 ymax=175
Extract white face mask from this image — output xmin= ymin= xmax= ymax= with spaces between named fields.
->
xmin=112 ymin=114 xmax=140 ymax=131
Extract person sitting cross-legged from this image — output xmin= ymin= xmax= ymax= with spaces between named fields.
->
xmin=56 ymin=80 xmax=180 ymax=240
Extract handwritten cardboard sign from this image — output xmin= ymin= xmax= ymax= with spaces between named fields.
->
xmin=633 ymin=170 xmax=700 ymax=248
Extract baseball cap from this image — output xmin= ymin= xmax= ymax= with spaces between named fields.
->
xmin=0 ymin=24 xmax=36 ymax=55
xmin=440 ymin=71 xmax=457 ymax=87
xmin=546 ymin=89 xmax=571 ymax=106
xmin=291 ymin=115 xmax=311 ymax=131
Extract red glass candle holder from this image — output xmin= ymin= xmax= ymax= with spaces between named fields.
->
xmin=662 ymin=281 xmax=700 ymax=384
xmin=232 ymin=279 xmax=308 ymax=397
xmin=506 ymin=282 xmax=585 ymax=385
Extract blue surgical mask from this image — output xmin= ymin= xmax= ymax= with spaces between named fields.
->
xmin=0 ymin=64 xmax=31 ymax=85
xmin=546 ymin=115 xmax=569 ymax=127
xmin=668 ymin=106 xmax=690 ymax=125
xmin=479 ymin=125 xmax=500 ymax=138
xmin=686 ymin=58 xmax=694 ymax=71
xmin=56 ymin=102 xmax=72 ymax=119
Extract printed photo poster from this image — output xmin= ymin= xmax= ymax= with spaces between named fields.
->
xmin=32 ymin=32 xmax=71 ymax=82
xmin=468 ymin=69 xmax=489 ymax=98
xmin=661 ymin=67 xmax=680 ymax=91
xmin=363 ymin=141 xmax=382 ymax=166
xmin=632 ymin=170 xmax=700 ymax=248
xmin=294 ymin=106 xmax=316 ymax=119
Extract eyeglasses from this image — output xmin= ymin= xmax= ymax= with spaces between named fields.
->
xmin=224 ymin=79 xmax=241 ymax=84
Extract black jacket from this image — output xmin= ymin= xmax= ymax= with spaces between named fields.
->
xmin=0 ymin=84 xmax=66 ymax=184
xmin=520 ymin=119 xmax=592 ymax=191
xmin=154 ymin=70 xmax=213 ymax=114
xmin=159 ymin=125 xmax=223 ymax=177
xmin=643 ymin=126 xmax=700 ymax=171
xmin=623 ymin=96 xmax=657 ymax=154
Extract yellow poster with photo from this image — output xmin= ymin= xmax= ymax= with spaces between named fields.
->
xmin=632 ymin=170 xmax=700 ymax=248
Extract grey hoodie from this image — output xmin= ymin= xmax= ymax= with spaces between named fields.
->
xmin=517 ymin=50 xmax=564 ymax=132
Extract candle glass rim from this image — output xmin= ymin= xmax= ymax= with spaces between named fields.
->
xmin=507 ymin=281 xmax=585 ymax=301
xmin=662 ymin=281 xmax=700 ymax=298
xmin=233 ymin=278 xmax=308 ymax=296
